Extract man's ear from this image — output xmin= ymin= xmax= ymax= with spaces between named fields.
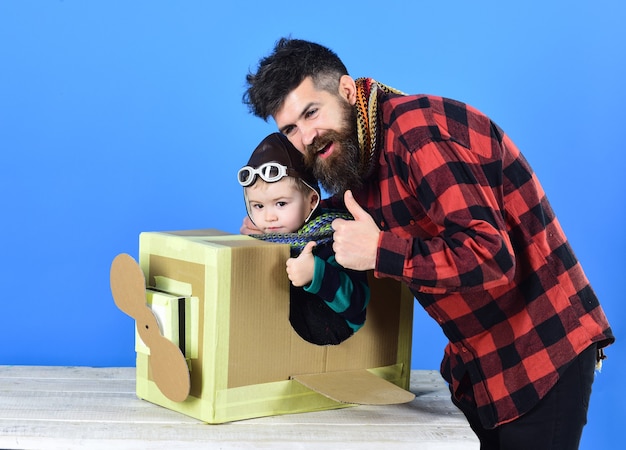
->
xmin=338 ymin=75 xmax=357 ymax=105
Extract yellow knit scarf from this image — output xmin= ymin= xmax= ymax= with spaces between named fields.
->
xmin=354 ymin=78 xmax=405 ymax=178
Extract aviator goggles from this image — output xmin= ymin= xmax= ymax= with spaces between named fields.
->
xmin=237 ymin=162 xmax=294 ymax=187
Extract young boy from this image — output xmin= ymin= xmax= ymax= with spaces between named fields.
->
xmin=238 ymin=132 xmax=369 ymax=345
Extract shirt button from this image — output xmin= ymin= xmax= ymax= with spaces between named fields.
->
xmin=461 ymin=347 xmax=468 ymax=353
xmin=410 ymin=220 xmax=415 ymax=225
xmin=380 ymin=221 xmax=385 ymax=227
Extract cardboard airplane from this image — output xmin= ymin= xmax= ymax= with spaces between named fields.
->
xmin=110 ymin=229 xmax=415 ymax=423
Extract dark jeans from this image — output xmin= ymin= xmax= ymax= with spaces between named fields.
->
xmin=453 ymin=343 xmax=597 ymax=450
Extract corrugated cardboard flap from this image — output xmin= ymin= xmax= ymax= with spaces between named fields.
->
xmin=292 ymin=369 xmax=415 ymax=405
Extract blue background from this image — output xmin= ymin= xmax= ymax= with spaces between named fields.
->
xmin=1 ymin=1 xmax=623 ymax=448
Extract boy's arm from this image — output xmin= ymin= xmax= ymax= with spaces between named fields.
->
xmin=304 ymin=249 xmax=370 ymax=328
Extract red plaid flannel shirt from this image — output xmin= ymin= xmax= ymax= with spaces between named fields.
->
xmin=341 ymin=92 xmax=614 ymax=428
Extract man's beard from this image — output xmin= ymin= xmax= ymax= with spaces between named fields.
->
xmin=303 ymin=102 xmax=362 ymax=196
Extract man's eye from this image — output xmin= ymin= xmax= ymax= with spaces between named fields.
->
xmin=282 ymin=126 xmax=295 ymax=136
xmin=305 ymin=108 xmax=318 ymax=119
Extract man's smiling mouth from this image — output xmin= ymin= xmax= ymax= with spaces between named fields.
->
xmin=317 ymin=142 xmax=333 ymax=159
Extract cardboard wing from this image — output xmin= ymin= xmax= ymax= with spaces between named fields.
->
xmin=292 ymin=370 xmax=415 ymax=405
xmin=111 ymin=229 xmax=414 ymax=423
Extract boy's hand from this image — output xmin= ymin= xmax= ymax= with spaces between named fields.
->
xmin=240 ymin=216 xmax=262 ymax=235
xmin=286 ymin=241 xmax=316 ymax=287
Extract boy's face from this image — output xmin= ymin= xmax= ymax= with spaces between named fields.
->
xmin=245 ymin=177 xmax=317 ymax=234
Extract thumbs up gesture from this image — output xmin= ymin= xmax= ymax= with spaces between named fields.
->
xmin=332 ymin=190 xmax=380 ymax=271
xmin=286 ymin=241 xmax=317 ymax=287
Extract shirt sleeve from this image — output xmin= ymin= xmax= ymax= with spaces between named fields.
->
xmin=375 ymin=137 xmax=516 ymax=295
xmin=304 ymin=254 xmax=370 ymax=327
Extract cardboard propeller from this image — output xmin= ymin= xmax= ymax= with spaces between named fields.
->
xmin=110 ymin=253 xmax=191 ymax=402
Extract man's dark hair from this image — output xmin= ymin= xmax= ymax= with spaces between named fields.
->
xmin=243 ymin=38 xmax=349 ymax=120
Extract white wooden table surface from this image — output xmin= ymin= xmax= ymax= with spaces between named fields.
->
xmin=0 ymin=366 xmax=478 ymax=450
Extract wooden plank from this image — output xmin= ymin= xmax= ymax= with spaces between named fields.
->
xmin=0 ymin=367 xmax=478 ymax=449
xmin=0 ymin=366 xmax=134 ymax=381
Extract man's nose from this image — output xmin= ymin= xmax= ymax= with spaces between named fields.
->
xmin=299 ymin=124 xmax=317 ymax=149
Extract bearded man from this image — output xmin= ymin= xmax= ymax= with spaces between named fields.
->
xmin=241 ymin=37 xmax=614 ymax=450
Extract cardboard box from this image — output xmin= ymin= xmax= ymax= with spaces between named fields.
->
xmin=113 ymin=229 xmax=414 ymax=424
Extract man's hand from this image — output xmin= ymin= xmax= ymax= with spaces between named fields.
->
xmin=332 ymin=190 xmax=380 ymax=271
xmin=240 ymin=216 xmax=262 ymax=235
xmin=286 ymin=241 xmax=316 ymax=287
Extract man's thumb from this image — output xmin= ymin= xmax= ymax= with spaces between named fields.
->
xmin=344 ymin=190 xmax=367 ymax=220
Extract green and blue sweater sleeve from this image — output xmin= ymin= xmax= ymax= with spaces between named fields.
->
xmin=304 ymin=254 xmax=370 ymax=332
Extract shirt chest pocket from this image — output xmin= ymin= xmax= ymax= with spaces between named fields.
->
xmin=376 ymin=194 xmax=434 ymax=239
